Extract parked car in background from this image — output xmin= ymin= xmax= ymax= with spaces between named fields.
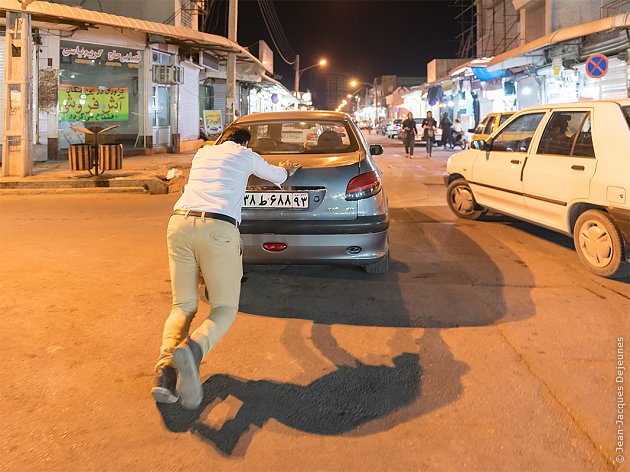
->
xmin=397 ymin=126 xmax=443 ymax=145
xmin=444 ymin=99 xmax=630 ymax=278
xmin=469 ymin=112 xmax=515 ymax=145
xmin=215 ymin=110 xmax=390 ymax=273
xmin=386 ymin=119 xmax=402 ymax=138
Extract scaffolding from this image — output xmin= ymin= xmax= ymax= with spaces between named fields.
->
xmin=452 ymin=0 xmax=519 ymax=59
xmin=601 ymin=0 xmax=630 ymax=17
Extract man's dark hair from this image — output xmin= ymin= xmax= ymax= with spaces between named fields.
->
xmin=222 ymin=126 xmax=251 ymax=145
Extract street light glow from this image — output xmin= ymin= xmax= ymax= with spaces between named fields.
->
xmin=350 ymin=80 xmax=358 ymax=87
xmin=319 ymin=59 xmax=327 ymax=66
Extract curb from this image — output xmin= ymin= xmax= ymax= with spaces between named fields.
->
xmin=0 ymin=177 xmax=171 ymax=195
xmin=0 ymin=186 xmax=149 ymax=195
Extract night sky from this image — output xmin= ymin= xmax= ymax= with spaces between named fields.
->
xmin=204 ymin=0 xmax=461 ymax=106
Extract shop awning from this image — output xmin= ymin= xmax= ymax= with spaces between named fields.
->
xmin=258 ymin=73 xmax=298 ymax=104
xmin=448 ymin=57 xmax=494 ymax=77
xmin=486 ymin=11 xmax=630 ymax=71
xmin=0 ymin=0 xmax=265 ymax=66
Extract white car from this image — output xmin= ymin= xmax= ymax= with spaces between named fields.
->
xmin=444 ymin=99 xmax=630 ymax=279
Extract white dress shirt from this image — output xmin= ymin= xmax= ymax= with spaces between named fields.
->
xmin=174 ymin=141 xmax=288 ymax=223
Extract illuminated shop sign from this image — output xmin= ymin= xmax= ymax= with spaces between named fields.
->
xmin=60 ymin=42 xmax=142 ymax=68
xmin=59 ymin=84 xmax=129 ymax=122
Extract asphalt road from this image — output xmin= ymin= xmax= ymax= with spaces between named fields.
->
xmin=1 ymin=133 xmax=628 ymax=471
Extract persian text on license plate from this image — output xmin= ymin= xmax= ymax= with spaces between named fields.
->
xmin=243 ymin=192 xmax=309 ymax=209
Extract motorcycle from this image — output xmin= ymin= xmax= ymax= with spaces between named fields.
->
xmin=451 ymin=131 xmax=467 ymax=150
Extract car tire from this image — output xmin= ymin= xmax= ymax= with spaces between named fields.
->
xmin=446 ymin=178 xmax=486 ymax=220
xmin=573 ymin=210 xmax=629 ymax=279
xmin=363 ymin=253 xmax=389 ymax=274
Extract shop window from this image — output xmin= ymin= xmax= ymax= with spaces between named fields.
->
xmin=58 ymin=41 xmax=144 ymax=150
xmin=537 ymin=111 xmax=591 ymax=157
xmin=491 ymin=113 xmax=545 ymax=153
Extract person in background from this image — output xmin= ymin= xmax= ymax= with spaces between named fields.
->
xmin=422 ymin=111 xmax=437 ymax=157
xmin=440 ymin=112 xmax=453 ymax=149
xmin=452 ymin=118 xmax=463 ymax=143
xmin=401 ymin=112 xmax=418 ymax=158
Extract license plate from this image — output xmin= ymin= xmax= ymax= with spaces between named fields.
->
xmin=243 ymin=192 xmax=309 ymax=209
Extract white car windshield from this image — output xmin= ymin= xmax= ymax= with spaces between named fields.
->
xmin=218 ymin=120 xmax=360 ymax=155
xmin=622 ymin=106 xmax=630 ymax=130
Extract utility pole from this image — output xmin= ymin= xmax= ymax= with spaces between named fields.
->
xmin=2 ymin=11 xmax=32 ymax=177
xmin=226 ymin=0 xmax=237 ymax=125
xmin=294 ymin=54 xmax=300 ymax=96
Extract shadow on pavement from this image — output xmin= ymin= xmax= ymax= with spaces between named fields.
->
xmin=158 ymin=328 xmax=467 ymax=457
xmin=157 ymin=207 xmax=536 ymax=455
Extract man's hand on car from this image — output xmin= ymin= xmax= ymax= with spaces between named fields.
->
xmin=279 ymin=160 xmax=302 ymax=176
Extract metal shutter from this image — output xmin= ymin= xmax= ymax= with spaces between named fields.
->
xmin=178 ymin=62 xmax=200 ymax=141
xmin=0 ymin=36 xmax=5 ymax=146
xmin=600 ymin=57 xmax=628 ymax=99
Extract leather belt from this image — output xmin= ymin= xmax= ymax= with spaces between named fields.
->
xmin=173 ymin=209 xmax=238 ymax=227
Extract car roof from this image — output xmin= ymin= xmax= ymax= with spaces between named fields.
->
xmin=235 ymin=110 xmax=352 ymax=124
xmin=518 ymin=98 xmax=630 ymax=113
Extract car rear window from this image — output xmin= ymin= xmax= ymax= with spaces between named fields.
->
xmin=218 ymin=120 xmax=360 ymax=155
xmin=623 ymin=106 xmax=630 ymax=129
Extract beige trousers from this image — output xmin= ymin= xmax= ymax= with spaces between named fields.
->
xmin=156 ymin=213 xmax=243 ymax=371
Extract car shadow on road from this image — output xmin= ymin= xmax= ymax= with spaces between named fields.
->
xmin=157 ymin=206 xmax=537 ymax=455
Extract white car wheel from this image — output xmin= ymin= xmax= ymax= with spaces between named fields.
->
xmin=446 ymin=179 xmax=485 ymax=220
xmin=574 ymin=210 xmax=628 ymax=279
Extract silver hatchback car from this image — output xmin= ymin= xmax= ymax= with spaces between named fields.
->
xmin=215 ymin=111 xmax=390 ymax=273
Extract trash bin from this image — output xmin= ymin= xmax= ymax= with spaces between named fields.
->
xmin=68 ymin=144 xmax=93 ymax=171
xmin=98 ymin=144 xmax=123 ymax=171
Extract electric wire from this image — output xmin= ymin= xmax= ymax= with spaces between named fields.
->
xmin=264 ymin=0 xmax=295 ymax=60
xmin=260 ymin=0 xmax=294 ymax=58
xmin=257 ymin=0 xmax=296 ymax=65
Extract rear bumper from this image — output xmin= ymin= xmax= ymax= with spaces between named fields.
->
xmin=239 ymin=214 xmax=389 ymax=235
xmin=242 ymin=230 xmax=389 ymax=265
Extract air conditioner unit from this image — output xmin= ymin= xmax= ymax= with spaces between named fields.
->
xmin=152 ymin=65 xmax=184 ymax=84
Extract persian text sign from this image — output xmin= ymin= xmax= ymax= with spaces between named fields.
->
xmin=61 ymin=44 xmax=142 ymax=65
xmin=59 ymin=84 xmax=129 ymax=122
xmin=203 ymin=110 xmax=223 ymax=134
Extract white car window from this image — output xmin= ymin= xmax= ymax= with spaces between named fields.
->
xmin=537 ymin=111 xmax=589 ymax=157
xmin=572 ymin=115 xmax=595 ymax=158
xmin=491 ymin=113 xmax=545 ymax=153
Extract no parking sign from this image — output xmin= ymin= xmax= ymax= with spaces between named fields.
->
xmin=585 ymin=54 xmax=609 ymax=78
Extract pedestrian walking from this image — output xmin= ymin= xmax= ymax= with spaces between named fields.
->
xmin=422 ymin=111 xmax=437 ymax=157
xmin=440 ymin=112 xmax=453 ymax=149
xmin=151 ymin=127 xmax=300 ymax=409
xmin=401 ymin=112 xmax=418 ymax=158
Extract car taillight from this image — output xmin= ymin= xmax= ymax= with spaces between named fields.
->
xmin=262 ymin=242 xmax=287 ymax=252
xmin=345 ymin=171 xmax=382 ymax=201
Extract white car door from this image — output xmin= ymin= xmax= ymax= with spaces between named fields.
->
xmin=471 ymin=112 xmax=546 ymax=218
xmin=523 ymin=109 xmax=597 ymax=231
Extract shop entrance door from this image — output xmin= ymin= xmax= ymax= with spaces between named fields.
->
xmin=152 ymin=84 xmax=171 ymax=147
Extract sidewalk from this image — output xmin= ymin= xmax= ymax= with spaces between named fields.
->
xmin=0 ymin=152 xmax=196 ymax=195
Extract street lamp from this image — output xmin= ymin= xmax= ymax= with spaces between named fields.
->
xmin=349 ymin=79 xmax=375 ymax=123
xmin=294 ymin=56 xmax=327 ymax=95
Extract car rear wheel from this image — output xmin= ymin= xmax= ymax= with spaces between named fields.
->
xmin=363 ymin=253 xmax=389 ymax=274
xmin=574 ymin=210 xmax=628 ymax=279
xmin=446 ymin=179 xmax=486 ymax=220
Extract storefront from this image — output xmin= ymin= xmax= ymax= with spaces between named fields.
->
xmin=58 ymin=40 xmax=146 ymax=153
xmin=0 ymin=31 xmax=5 ymax=160
xmin=578 ymin=55 xmax=629 ymax=100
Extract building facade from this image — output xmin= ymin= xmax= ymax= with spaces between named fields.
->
xmin=0 ymin=0 xmax=296 ymax=167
